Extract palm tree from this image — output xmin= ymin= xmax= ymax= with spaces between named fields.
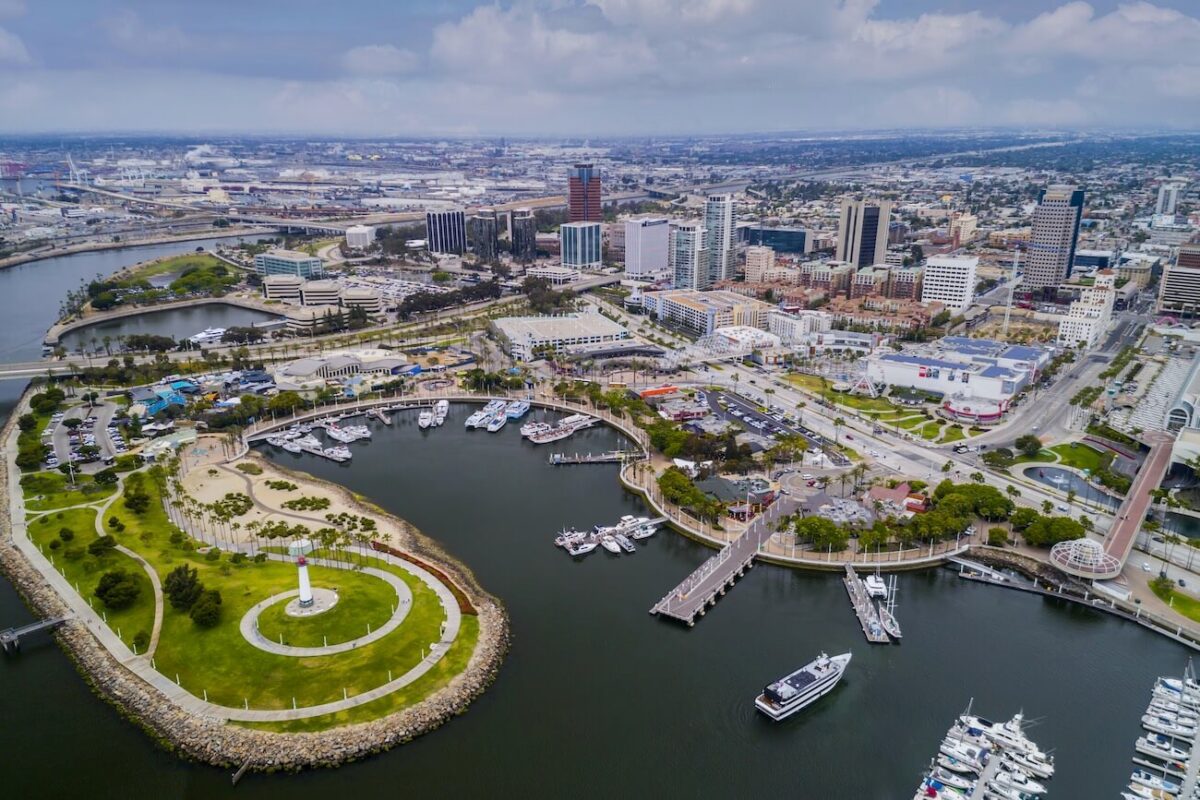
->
xmin=833 ymin=417 xmax=845 ymax=446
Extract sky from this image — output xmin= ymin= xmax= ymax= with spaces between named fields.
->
xmin=1 ymin=0 xmax=1200 ymax=136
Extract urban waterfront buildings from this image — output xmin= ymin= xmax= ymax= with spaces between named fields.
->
xmin=866 ymin=337 xmax=1050 ymax=409
xmin=511 ymin=208 xmax=537 ymax=263
xmin=836 ymin=199 xmax=892 ymax=268
xmin=921 ymin=256 xmax=978 ymax=312
xmin=669 ymin=220 xmax=708 ymax=290
xmin=254 ymin=249 xmax=325 ymax=278
xmin=641 ymin=289 xmax=772 ymax=336
xmin=426 ymin=209 xmax=467 ymax=255
xmin=1024 ymin=185 xmax=1084 ymax=292
xmin=492 ymin=312 xmax=629 ymax=360
xmin=704 ymin=194 xmax=736 ymax=284
xmin=568 ymin=163 xmax=602 ymax=223
xmin=559 ymin=221 xmax=602 ymax=270
xmin=623 ymin=217 xmax=670 ymax=281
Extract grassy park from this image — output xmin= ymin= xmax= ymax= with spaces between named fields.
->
xmin=254 ymin=567 xmax=401 ymax=648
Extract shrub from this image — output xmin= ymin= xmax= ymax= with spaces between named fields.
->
xmin=94 ymin=569 xmax=140 ymax=609
xmin=58 ymin=527 xmax=75 ymax=542
xmin=987 ymin=527 xmax=1008 ymax=547
xmin=204 ymin=548 xmax=221 ymax=561
xmin=132 ymin=630 xmax=150 ymax=652
xmin=87 ymin=535 xmax=117 ymax=556
xmin=189 ymin=589 xmax=222 ymax=628
xmin=230 ymin=552 xmax=247 ymax=565
xmin=48 ymin=539 xmax=61 ymax=550
xmin=235 ymin=462 xmax=263 ymax=476
xmin=252 ymin=553 xmax=267 ymax=564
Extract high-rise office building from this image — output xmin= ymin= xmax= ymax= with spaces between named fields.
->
xmin=1024 ymin=185 xmax=1084 ymax=292
xmin=921 ymin=256 xmax=978 ymax=312
xmin=511 ymin=208 xmax=537 ymax=263
xmin=742 ymin=225 xmax=809 ymax=253
xmin=836 ymin=199 xmax=893 ymax=268
xmin=426 ymin=209 xmax=467 ymax=255
xmin=468 ymin=209 xmax=499 ymax=262
xmin=744 ymin=246 xmax=776 ymax=283
xmin=1158 ymin=244 xmax=1200 ymax=315
xmin=1157 ymin=183 xmax=1184 ymax=216
xmin=669 ymin=221 xmax=708 ymax=290
xmin=704 ymin=194 xmax=736 ymax=284
xmin=623 ymin=218 xmax=670 ymax=281
xmin=568 ymin=163 xmax=602 ymax=223
xmin=560 ymin=222 xmax=602 ymax=270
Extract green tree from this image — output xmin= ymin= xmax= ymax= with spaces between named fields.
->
xmin=1014 ymin=435 xmax=1042 ymax=457
xmin=94 ymin=569 xmax=140 ymax=609
xmin=87 ymin=535 xmax=116 ymax=556
xmin=189 ymin=589 xmax=223 ymax=628
xmin=163 ymin=565 xmax=203 ymax=611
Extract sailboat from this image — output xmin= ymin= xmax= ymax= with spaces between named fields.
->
xmin=879 ymin=574 xmax=902 ymax=640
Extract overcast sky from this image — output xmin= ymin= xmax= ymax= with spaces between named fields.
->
xmin=1 ymin=0 xmax=1199 ymax=136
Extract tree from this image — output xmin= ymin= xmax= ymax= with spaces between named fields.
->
xmin=94 ymin=569 xmax=140 ymax=609
xmin=189 ymin=589 xmax=223 ymax=628
xmin=93 ymin=468 xmax=119 ymax=486
xmin=988 ymin=527 xmax=1009 ymax=546
xmin=1011 ymin=507 xmax=1040 ymax=531
xmin=794 ymin=516 xmax=849 ymax=552
xmin=1023 ymin=516 xmax=1085 ymax=547
xmin=1014 ymin=435 xmax=1043 ymax=457
xmin=87 ymin=535 xmax=116 ymax=556
xmin=268 ymin=391 xmax=306 ymax=415
xmin=124 ymin=488 xmax=151 ymax=514
xmin=17 ymin=413 xmax=37 ymax=432
xmin=1041 ymin=500 xmax=1054 ymax=515
xmin=163 ymin=565 xmax=203 ymax=611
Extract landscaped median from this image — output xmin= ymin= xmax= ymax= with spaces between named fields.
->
xmin=0 ymin=402 xmax=508 ymax=771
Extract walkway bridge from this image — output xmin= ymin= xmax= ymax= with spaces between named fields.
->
xmin=650 ymin=496 xmax=798 ymax=626
xmin=1 ymin=615 xmax=70 ymax=653
xmin=1051 ymin=431 xmax=1175 ymax=581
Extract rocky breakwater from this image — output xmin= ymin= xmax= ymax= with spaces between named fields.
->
xmin=0 ymin=401 xmax=510 ymax=771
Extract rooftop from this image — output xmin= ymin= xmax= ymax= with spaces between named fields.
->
xmin=493 ymin=313 xmax=628 ymax=342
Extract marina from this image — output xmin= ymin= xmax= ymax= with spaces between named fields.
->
xmin=554 ymin=515 xmax=664 ymax=557
xmin=526 ymin=413 xmax=600 ymax=444
xmin=844 ymin=565 xmax=892 ymax=644
xmin=914 ymin=702 xmax=1055 ymax=799
xmin=1123 ymin=665 xmax=1200 ymax=798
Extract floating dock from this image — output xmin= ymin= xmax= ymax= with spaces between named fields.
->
xmin=843 ymin=565 xmax=890 ymax=644
xmin=548 ymin=450 xmax=639 ymax=465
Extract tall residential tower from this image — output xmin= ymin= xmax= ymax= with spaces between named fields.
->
xmin=704 ymin=194 xmax=736 ymax=284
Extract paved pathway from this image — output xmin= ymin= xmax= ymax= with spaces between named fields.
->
xmin=93 ymin=477 xmax=165 ymax=657
xmin=239 ymin=556 xmax=414 ymax=658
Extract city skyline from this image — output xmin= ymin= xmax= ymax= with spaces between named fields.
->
xmin=1 ymin=1 xmax=1200 ymax=135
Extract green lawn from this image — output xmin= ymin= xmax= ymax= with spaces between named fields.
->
xmin=918 ymin=422 xmax=943 ymax=440
xmin=255 ymin=568 xmax=400 ymax=647
xmin=785 ymin=374 xmax=896 ymax=413
xmin=895 ymin=415 xmax=931 ymax=430
xmin=1151 ymin=581 xmax=1200 ymax=625
xmin=1014 ymin=449 xmax=1058 ymax=464
xmin=26 ymin=506 xmax=156 ymax=647
xmin=1049 ymin=443 xmax=1112 ymax=473
xmin=941 ymin=426 xmax=967 ymax=444
xmin=22 ymin=471 xmax=117 ymax=511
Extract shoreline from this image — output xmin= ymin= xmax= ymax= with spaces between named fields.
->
xmin=0 ymin=386 xmax=510 ymax=772
xmin=0 ymin=227 xmax=274 ymax=272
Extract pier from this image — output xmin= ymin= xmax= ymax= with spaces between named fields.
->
xmin=1 ymin=615 xmax=69 ymax=653
xmin=548 ymin=450 xmax=639 ymax=465
xmin=843 ymin=565 xmax=890 ymax=644
xmin=651 ymin=497 xmax=797 ymax=626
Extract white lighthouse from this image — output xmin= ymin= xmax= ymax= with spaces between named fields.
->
xmin=296 ymin=555 xmax=314 ymax=608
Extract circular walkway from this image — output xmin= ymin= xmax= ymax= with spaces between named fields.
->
xmin=239 ymin=558 xmax=414 ymax=658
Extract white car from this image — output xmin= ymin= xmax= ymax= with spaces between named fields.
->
xmin=801 ymin=473 xmax=814 ymax=480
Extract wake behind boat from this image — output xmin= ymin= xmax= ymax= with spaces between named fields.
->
xmin=755 ymin=652 xmax=851 ymax=721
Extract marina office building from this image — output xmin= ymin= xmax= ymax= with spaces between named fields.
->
xmin=254 ymin=249 xmax=325 ymax=279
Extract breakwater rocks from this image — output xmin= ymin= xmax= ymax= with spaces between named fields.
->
xmin=0 ymin=412 xmax=510 ymax=771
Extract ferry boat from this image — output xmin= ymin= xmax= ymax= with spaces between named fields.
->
xmin=418 ymin=410 xmax=434 ymax=429
xmin=506 ymin=400 xmax=531 ymax=419
xmin=487 ymin=413 xmax=508 ymax=433
xmin=754 ymin=652 xmax=851 ymax=721
xmin=188 ymin=327 xmax=226 ymax=345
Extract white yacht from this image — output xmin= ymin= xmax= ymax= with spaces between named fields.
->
xmin=433 ymin=400 xmax=449 ymax=426
xmin=991 ymin=765 xmax=1047 ymax=795
xmin=188 ymin=327 xmax=226 ymax=345
xmin=465 ymin=410 xmax=488 ymax=428
xmin=600 ymin=535 xmax=621 ymax=554
xmin=487 ymin=413 xmax=507 ymax=433
xmin=864 ymin=573 xmax=888 ymax=599
xmin=521 ymin=420 xmax=551 ymax=438
xmin=754 ymin=652 xmax=851 ymax=721
xmin=418 ymin=410 xmax=434 ymax=429
xmin=1130 ymin=769 xmax=1181 ymax=796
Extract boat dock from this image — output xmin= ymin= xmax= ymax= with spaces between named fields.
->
xmin=651 ymin=497 xmax=797 ymax=626
xmin=1125 ymin=664 xmax=1200 ymax=798
xmin=1 ymin=615 xmax=69 ymax=653
xmin=843 ymin=565 xmax=890 ymax=644
xmin=371 ymin=408 xmax=392 ymax=425
xmin=548 ymin=450 xmax=639 ymax=465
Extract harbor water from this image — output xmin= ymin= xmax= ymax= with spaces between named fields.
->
xmin=0 ymin=243 xmax=1194 ymax=798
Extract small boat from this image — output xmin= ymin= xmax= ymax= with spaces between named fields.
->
xmin=960 ymin=714 xmax=1045 ymax=758
xmin=1123 ymin=788 xmax=1176 ymax=800
xmin=992 ymin=765 xmax=1047 ymax=795
xmin=754 ymin=652 xmax=852 ymax=721
xmin=879 ymin=605 xmax=902 ymax=641
xmin=928 ymin=767 xmax=975 ymax=792
xmin=281 ymin=441 xmax=302 ymax=454
xmin=936 ymin=754 xmax=981 ymax=776
xmin=600 ymin=535 xmax=621 ymax=554
xmin=1143 ymin=713 xmax=1197 ymax=740
xmin=418 ymin=410 xmax=434 ymax=429
xmin=914 ymin=779 xmax=970 ymax=799
xmin=1004 ymin=749 xmax=1054 ymax=779
xmin=487 ymin=414 xmax=508 ymax=433
xmin=939 ymin=741 xmax=988 ymax=773
xmin=566 ymin=541 xmax=597 ymax=556
xmin=1136 ymin=733 xmax=1192 ymax=762
xmin=630 ymin=522 xmax=658 ymax=540
xmin=614 ymin=533 xmax=636 ymax=553
xmin=1129 ymin=769 xmax=1181 ymax=795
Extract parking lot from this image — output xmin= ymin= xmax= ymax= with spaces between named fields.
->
xmin=703 ymin=389 xmax=851 ymax=468
xmin=44 ymin=401 xmax=126 ymax=472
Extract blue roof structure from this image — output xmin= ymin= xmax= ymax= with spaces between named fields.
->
xmin=881 ymin=353 xmax=966 ymax=370
xmin=980 ymin=365 xmax=1017 ymax=379
xmin=1000 ymin=345 xmax=1043 ymax=362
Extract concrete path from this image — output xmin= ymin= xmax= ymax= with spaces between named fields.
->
xmin=239 ymin=556 xmax=414 ymax=658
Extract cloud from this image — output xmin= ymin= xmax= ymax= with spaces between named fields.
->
xmin=0 ymin=0 xmax=24 ymax=19
xmin=101 ymin=8 xmax=190 ymax=54
xmin=342 ymin=44 xmax=419 ymax=75
xmin=0 ymin=25 xmax=28 ymax=64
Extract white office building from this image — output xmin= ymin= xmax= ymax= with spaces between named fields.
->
xmin=767 ymin=309 xmax=833 ymax=343
xmin=1158 ymin=183 xmax=1185 ymax=216
xmin=836 ymin=199 xmax=892 ymax=268
xmin=491 ymin=312 xmax=629 ymax=361
xmin=744 ymin=245 xmax=776 ymax=283
xmin=669 ymin=220 xmax=708 ymax=290
xmin=921 ymin=256 xmax=978 ymax=312
xmin=624 ymin=217 xmax=670 ymax=281
xmin=345 ymin=225 xmax=375 ymax=250
xmin=560 ymin=221 xmax=603 ymax=270
xmin=1057 ymin=269 xmax=1115 ymax=349
xmin=254 ymin=249 xmax=324 ymax=279
xmin=261 ymin=274 xmax=304 ymax=303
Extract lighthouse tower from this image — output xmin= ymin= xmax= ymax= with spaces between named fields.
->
xmin=296 ymin=555 xmax=314 ymax=607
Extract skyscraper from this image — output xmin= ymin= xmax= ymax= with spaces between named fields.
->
xmin=560 ymin=222 xmax=602 ymax=270
xmin=836 ymin=199 xmax=893 ymax=268
xmin=704 ymin=194 xmax=735 ymax=284
xmin=568 ymin=163 xmax=602 ymax=223
xmin=1157 ymin=183 xmax=1184 ymax=216
xmin=669 ymin=220 xmax=708 ymax=290
xmin=511 ymin=208 xmax=537 ymax=263
xmin=1024 ymin=185 xmax=1084 ymax=292
xmin=623 ymin=218 xmax=670 ymax=281
xmin=468 ymin=208 xmax=499 ymax=262
xmin=426 ymin=209 xmax=466 ymax=255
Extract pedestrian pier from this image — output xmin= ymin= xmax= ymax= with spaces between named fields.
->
xmin=948 ymin=556 xmax=1010 ymax=582
xmin=650 ymin=497 xmax=797 ymax=626
xmin=549 ymin=450 xmax=639 ymax=465
xmin=1 ymin=615 xmax=69 ymax=653
xmin=843 ymin=565 xmax=890 ymax=644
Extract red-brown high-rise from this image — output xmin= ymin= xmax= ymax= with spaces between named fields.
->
xmin=568 ymin=163 xmax=601 ymax=223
